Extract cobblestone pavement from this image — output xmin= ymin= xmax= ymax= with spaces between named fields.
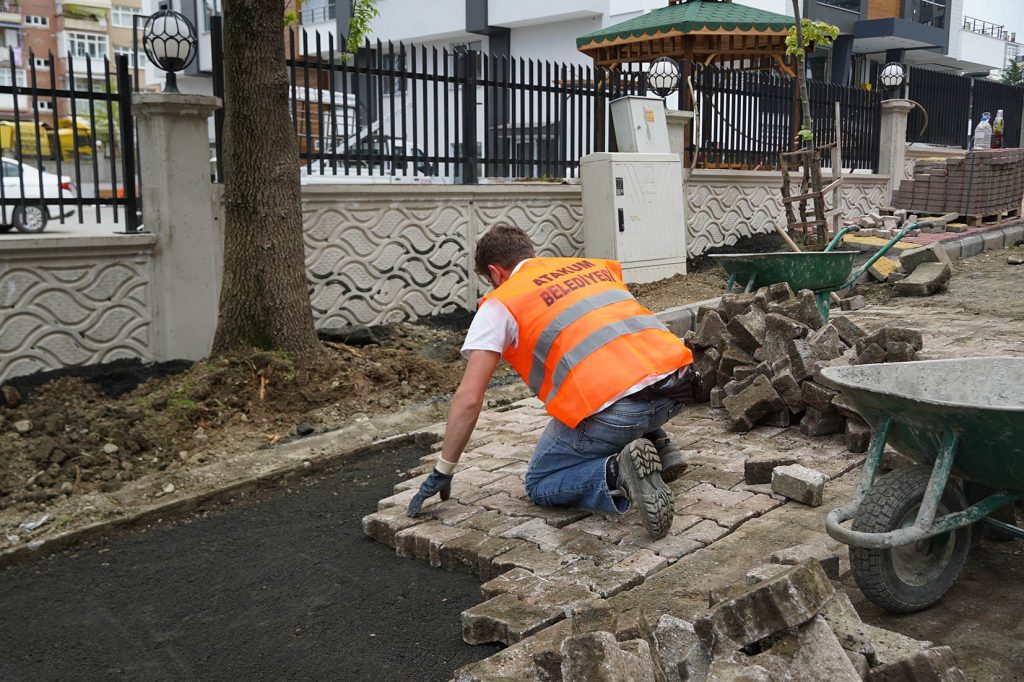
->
xmin=362 ymin=250 xmax=1024 ymax=680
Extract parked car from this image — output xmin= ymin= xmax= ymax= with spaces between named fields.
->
xmin=0 ymin=157 xmax=77 ymax=233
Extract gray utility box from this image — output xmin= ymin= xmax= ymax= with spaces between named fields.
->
xmin=581 ymin=152 xmax=687 ymax=284
xmin=610 ymin=96 xmax=670 ymax=154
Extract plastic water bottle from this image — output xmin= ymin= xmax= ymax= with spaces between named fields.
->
xmin=992 ymin=109 xmax=1005 ymax=148
xmin=973 ymin=112 xmax=993 ymax=150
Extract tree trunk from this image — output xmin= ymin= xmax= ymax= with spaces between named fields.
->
xmin=790 ymin=0 xmax=826 ymax=243
xmin=213 ymin=0 xmax=320 ymax=356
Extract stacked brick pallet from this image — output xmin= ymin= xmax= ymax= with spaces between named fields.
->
xmin=891 ymin=148 xmax=1024 ymax=223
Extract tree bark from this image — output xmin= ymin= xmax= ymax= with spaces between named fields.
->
xmin=213 ymin=0 xmax=320 ymax=356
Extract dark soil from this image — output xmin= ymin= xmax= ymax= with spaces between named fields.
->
xmin=0 ymin=321 xmax=489 ymax=536
xmin=0 ymin=441 xmax=500 ymax=681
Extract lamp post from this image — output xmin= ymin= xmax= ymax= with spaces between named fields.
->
xmin=647 ymin=56 xmax=682 ymax=100
xmin=142 ymin=9 xmax=198 ymax=93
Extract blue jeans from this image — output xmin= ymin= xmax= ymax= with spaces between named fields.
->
xmin=524 ymin=388 xmax=685 ymax=514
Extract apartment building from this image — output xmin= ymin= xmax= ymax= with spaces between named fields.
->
xmin=0 ymin=0 xmax=155 ymax=124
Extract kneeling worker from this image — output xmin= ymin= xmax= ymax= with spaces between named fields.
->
xmin=408 ymin=224 xmax=699 ymax=539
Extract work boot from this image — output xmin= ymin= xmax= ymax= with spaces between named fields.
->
xmin=645 ymin=428 xmax=687 ymax=483
xmin=616 ymin=438 xmax=674 ymax=540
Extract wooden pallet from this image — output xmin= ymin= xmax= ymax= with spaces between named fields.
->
xmin=961 ymin=206 xmax=1021 ymax=227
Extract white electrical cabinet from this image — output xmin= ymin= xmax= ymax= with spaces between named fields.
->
xmin=610 ymin=96 xmax=670 ymax=154
xmin=581 ymin=152 xmax=687 ymax=284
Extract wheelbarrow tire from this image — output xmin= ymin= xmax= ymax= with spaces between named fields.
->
xmin=850 ymin=465 xmax=971 ymax=614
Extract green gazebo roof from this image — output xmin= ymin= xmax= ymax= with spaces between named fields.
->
xmin=577 ymin=0 xmax=796 ymax=69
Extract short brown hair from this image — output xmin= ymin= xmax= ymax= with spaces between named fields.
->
xmin=474 ymin=224 xmax=536 ymax=276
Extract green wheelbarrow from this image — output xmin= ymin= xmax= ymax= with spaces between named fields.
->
xmin=709 ymin=215 xmax=956 ymax=323
xmin=822 ymin=358 xmax=1024 ymax=613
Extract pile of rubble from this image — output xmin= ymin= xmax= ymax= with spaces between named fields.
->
xmin=541 ymin=552 xmax=965 ymax=682
xmin=684 ymin=285 xmax=922 ymax=453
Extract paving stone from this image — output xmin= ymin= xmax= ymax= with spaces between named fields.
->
xmin=831 ymin=391 xmax=861 ymax=419
xmin=807 ymin=324 xmax=849 ymax=362
xmin=709 ymin=387 xmax=725 ymax=409
xmin=683 ymin=482 xmax=754 ymax=508
xmin=771 ymin=368 xmax=805 ymax=414
xmin=785 ymin=337 xmax=817 ymax=382
xmin=722 ymin=375 xmax=786 ymax=432
xmin=459 ymin=509 xmax=526 ymax=536
xmin=898 ymin=242 xmax=951 ymax=273
xmin=820 ymin=587 xmax=932 ymax=666
xmin=829 ymin=315 xmax=867 ymax=345
xmin=719 ymin=292 xmax=758 ymax=322
xmin=772 ymin=464 xmax=828 ymax=507
xmin=847 ymin=650 xmax=870 ymax=679
xmin=766 ymin=281 xmax=795 ymax=303
xmin=800 ymin=407 xmax=846 ymax=437
xmin=680 ymin=519 xmax=730 ymax=545
xmin=421 ymin=499 xmax=486 ymax=526
xmin=801 ymin=380 xmax=838 ymax=414
xmin=565 ymin=517 xmax=632 ymax=544
xmin=719 ymin=345 xmax=757 ymax=380
xmin=693 ymin=560 xmax=835 ymax=649
xmin=611 ymin=549 xmax=669 ymax=578
xmin=361 ymin=505 xmax=428 ymax=546
xmin=567 ymin=598 xmax=616 ymax=633
xmin=853 ymin=342 xmax=887 ymax=365
xmin=553 ymin=560 xmax=644 ymax=599
xmin=839 ymin=295 xmax=867 ymax=312
xmin=885 ymin=341 xmax=918 ymax=363
xmin=480 ymin=566 xmax=548 ymax=600
xmin=737 ymin=493 xmax=784 ymax=514
xmin=437 ymin=530 xmax=526 ymax=579
xmin=681 ymin=501 xmax=759 ymax=530
xmin=759 ymin=409 xmax=791 ymax=428
xmin=376 ymin=487 xmax=423 ymax=512
xmin=693 ymin=347 xmax=721 ymax=401
xmin=394 ymin=521 xmax=471 ymax=565
xmin=462 ymin=593 xmax=564 ymax=645
xmin=492 ymin=542 xmax=583 ymax=576
xmin=769 ymin=290 xmax=824 ymax=329
xmin=693 ymin=310 xmax=730 ymax=350
xmin=654 ymin=614 xmax=711 ymax=682
xmin=624 ymin=530 xmax=704 ymax=559
xmin=667 ymin=513 xmax=704 ymax=534
xmin=749 ymin=615 xmax=861 ymax=681
xmin=743 ymin=450 xmax=798 ymax=485
xmin=846 ymin=419 xmax=872 ymax=453
xmin=770 ymin=541 xmax=841 ymax=579
xmin=727 ymin=306 xmax=768 ymax=354
xmin=500 ymin=517 xmax=574 ymax=550
xmin=559 ymin=631 xmax=657 ymax=682
xmin=477 ymin=492 xmax=591 ymax=527
xmin=765 ymin=312 xmax=811 ymax=340
xmin=744 ymin=562 xmax=791 ymax=585
xmin=868 ymin=646 xmax=966 ymax=681
xmin=861 ymin=326 xmax=923 ymax=352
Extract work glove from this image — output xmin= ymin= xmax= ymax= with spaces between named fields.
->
xmin=406 ymin=467 xmax=453 ymax=517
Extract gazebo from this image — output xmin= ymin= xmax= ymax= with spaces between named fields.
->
xmin=576 ymin=0 xmax=797 ymax=77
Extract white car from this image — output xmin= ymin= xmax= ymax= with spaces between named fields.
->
xmin=0 ymin=157 xmax=77 ymax=234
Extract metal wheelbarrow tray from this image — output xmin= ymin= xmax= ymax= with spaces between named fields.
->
xmin=822 ymin=358 xmax=1024 ymax=613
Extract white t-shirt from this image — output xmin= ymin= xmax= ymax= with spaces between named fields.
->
xmin=461 ymin=259 xmax=673 ymax=413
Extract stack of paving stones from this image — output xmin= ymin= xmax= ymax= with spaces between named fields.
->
xmin=362 ymin=399 xmax=798 ymax=647
xmin=683 ymin=284 xmax=922 ymax=459
xmin=891 ymin=148 xmax=1024 ymax=221
xmin=522 ymin=554 xmax=966 ymax=682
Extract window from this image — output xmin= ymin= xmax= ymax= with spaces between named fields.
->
xmin=0 ymin=69 xmax=27 ymax=87
xmin=25 ymin=15 xmax=49 ymax=27
xmin=382 ymin=53 xmax=406 ymax=95
xmin=3 ymin=160 xmax=21 ymax=177
xmin=111 ymin=5 xmax=143 ymax=28
xmin=33 ymin=57 xmax=50 ymax=69
xmin=817 ymin=0 xmax=858 ymax=11
xmin=113 ymin=46 xmax=149 ymax=69
xmin=36 ymin=100 xmax=53 ymax=111
xmin=66 ymin=32 xmax=109 ymax=60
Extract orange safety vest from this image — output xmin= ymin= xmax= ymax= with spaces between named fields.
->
xmin=481 ymin=257 xmax=692 ymax=428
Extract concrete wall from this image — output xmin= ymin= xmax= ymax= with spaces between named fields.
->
xmin=0 ymin=234 xmax=157 ymax=383
xmin=300 ymin=171 xmax=890 ymax=327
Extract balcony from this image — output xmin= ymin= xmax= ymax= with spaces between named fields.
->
xmin=963 ymin=16 xmax=1015 ymax=43
xmin=300 ymin=1 xmax=335 ymax=26
xmin=0 ymin=1 xmax=20 ymax=27
xmin=488 ymin=0 xmax=604 ymax=29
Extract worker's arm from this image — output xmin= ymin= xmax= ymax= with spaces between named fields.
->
xmin=407 ymin=350 xmax=501 ymax=516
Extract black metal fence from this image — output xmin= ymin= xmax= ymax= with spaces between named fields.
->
xmin=908 ymin=66 xmax=1024 ymax=148
xmin=0 ymin=51 xmax=139 ymax=232
xmin=284 ymin=29 xmax=643 ymax=183
xmin=689 ymin=64 xmax=881 ymax=171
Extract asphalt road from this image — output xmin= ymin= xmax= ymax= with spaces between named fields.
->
xmin=0 ymin=443 xmax=499 ymax=681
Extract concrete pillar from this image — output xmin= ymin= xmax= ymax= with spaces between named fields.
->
xmin=878 ymin=99 xmax=914 ymax=203
xmin=133 ymin=93 xmax=222 ymax=362
xmin=665 ymin=109 xmax=694 ymax=163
